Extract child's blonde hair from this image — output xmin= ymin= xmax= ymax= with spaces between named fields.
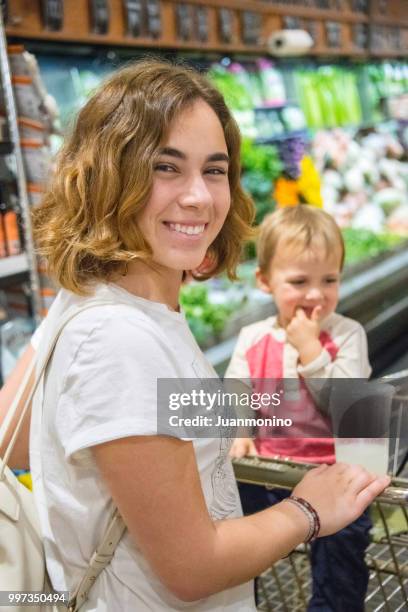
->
xmin=257 ymin=205 xmax=345 ymax=273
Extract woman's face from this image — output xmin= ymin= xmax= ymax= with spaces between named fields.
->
xmin=137 ymin=99 xmax=231 ymax=273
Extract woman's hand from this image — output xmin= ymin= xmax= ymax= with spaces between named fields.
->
xmin=291 ymin=463 xmax=390 ymax=537
xmin=229 ymin=437 xmax=257 ymax=459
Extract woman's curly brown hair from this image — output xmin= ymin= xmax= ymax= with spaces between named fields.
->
xmin=32 ymin=58 xmax=255 ymax=294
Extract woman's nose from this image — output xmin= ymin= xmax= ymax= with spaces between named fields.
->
xmin=177 ymin=174 xmax=213 ymax=208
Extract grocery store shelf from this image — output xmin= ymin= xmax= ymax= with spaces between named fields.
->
xmin=339 ymin=248 xmax=408 ymax=308
xmin=0 ymin=253 xmax=29 ymax=281
xmin=0 ymin=141 xmax=12 ymax=154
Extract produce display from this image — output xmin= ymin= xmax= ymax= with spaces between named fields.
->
xmin=240 ymin=137 xmax=282 ymax=225
xmin=179 ymin=282 xmax=240 ymax=348
xmin=342 ymin=228 xmax=403 ymax=265
xmin=364 ymin=62 xmax=408 ymax=124
xmin=273 ymin=155 xmax=323 ymax=208
xmin=295 ymin=66 xmax=362 ymax=129
xmin=313 ymin=127 xmax=408 ymax=235
xmin=208 ymin=58 xmax=286 ymax=110
xmin=187 ymin=58 xmax=408 ymax=347
xmin=30 ymin=53 xmax=408 ymax=350
xmin=208 ymin=59 xmax=287 ymax=139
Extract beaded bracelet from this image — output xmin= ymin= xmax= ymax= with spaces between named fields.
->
xmin=284 ymin=495 xmax=321 ymax=543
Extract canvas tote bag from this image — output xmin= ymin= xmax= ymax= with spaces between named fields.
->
xmin=0 ymin=301 xmax=126 ymax=611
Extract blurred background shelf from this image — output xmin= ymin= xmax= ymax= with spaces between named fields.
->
xmin=0 ymin=252 xmax=28 ymax=283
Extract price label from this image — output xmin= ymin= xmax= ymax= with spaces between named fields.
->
xmin=176 ymin=4 xmax=193 ymax=41
xmin=241 ymin=11 xmax=261 ymax=46
xmin=352 ymin=23 xmax=368 ymax=49
xmin=195 ymin=6 xmax=208 ymax=43
xmin=326 ymin=21 xmax=342 ymax=47
xmin=218 ymin=8 xmax=233 ymax=44
xmin=146 ymin=0 xmax=161 ymax=39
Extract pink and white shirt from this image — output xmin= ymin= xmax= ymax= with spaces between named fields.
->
xmin=225 ymin=312 xmax=371 ymax=464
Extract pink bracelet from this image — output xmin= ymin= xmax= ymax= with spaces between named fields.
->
xmin=284 ymin=495 xmax=321 ymax=543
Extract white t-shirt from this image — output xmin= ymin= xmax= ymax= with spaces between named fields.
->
xmin=29 ymin=282 xmax=255 ymax=611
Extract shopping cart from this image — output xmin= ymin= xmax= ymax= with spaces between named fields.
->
xmin=232 ymin=370 xmax=408 ymax=612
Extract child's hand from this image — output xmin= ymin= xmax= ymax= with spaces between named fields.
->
xmin=229 ymin=438 xmax=257 ymax=459
xmin=290 ymin=463 xmax=390 ymax=537
xmin=286 ymin=307 xmax=323 ymax=365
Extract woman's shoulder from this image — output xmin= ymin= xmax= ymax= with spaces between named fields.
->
xmin=40 ymin=286 xmax=168 ymax=358
xmin=63 ymin=301 xmax=165 ymax=349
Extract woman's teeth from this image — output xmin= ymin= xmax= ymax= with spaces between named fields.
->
xmin=168 ymin=223 xmax=205 ymax=235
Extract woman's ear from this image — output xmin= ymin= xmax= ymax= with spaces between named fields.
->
xmin=256 ymin=267 xmax=273 ymax=295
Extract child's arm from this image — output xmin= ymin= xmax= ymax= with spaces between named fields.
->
xmin=297 ymin=322 xmax=371 ymax=379
xmin=287 ymin=311 xmax=370 ymax=413
xmin=299 ymin=321 xmax=371 ymax=414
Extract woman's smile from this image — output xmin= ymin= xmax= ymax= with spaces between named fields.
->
xmin=163 ymin=221 xmax=208 ymax=239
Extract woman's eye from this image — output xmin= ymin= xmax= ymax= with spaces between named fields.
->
xmin=325 ymin=278 xmax=338 ymax=284
xmin=205 ymin=167 xmax=227 ymax=175
xmin=154 ymin=163 xmax=177 ymax=173
xmin=289 ymin=280 xmax=305 ymax=286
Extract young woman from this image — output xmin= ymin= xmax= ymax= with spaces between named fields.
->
xmin=0 ymin=60 xmax=389 ymax=611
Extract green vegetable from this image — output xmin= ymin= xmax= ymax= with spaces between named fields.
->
xmin=343 ymin=228 xmax=403 ymax=264
xmin=207 ymin=65 xmax=253 ymax=111
xmin=240 ymin=138 xmax=282 ymax=225
xmin=295 ymin=67 xmax=362 ymax=129
xmin=180 ymin=283 xmax=235 ymax=344
xmin=241 ymin=137 xmax=283 ymax=179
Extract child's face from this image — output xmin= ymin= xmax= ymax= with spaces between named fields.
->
xmin=136 ymin=99 xmax=231 ymax=275
xmin=257 ymin=241 xmax=342 ymax=328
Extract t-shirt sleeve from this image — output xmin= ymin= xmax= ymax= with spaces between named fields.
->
xmin=55 ymin=312 xmax=183 ymax=463
xmin=224 ymin=329 xmax=251 ymax=381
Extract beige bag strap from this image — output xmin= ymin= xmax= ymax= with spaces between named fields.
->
xmin=67 ymin=508 xmax=126 ymax=612
xmin=0 ymin=300 xmax=127 ymax=611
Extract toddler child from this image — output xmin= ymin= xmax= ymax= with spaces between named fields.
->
xmin=226 ymin=205 xmax=372 ymax=612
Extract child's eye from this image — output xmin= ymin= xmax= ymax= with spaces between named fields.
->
xmin=325 ymin=278 xmax=338 ymax=284
xmin=289 ymin=279 xmax=305 ymax=286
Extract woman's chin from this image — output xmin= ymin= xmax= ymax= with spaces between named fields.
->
xmin=155 ymin=254 xmax=207 ymax=274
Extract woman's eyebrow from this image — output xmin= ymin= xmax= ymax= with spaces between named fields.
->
xmin=158 ymin=147 xmax=229 ymax=163
xmin=207 ymin=152 xmax=230 ymax=163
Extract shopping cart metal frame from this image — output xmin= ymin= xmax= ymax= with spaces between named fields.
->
xmin=232 ymin=370 xmax=408 ymax=611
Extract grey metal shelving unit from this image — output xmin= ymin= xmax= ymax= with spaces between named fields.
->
xmin=0 ymin=8 xmax=41 ymax=322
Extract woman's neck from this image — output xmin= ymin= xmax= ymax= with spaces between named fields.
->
xmin=114 ymin=260 xmax=183 ymax=312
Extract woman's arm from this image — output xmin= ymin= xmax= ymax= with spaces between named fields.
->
xmin=92 ymin=435 xmax=389 ymax=602
xmin=0 ymin=344 xmax=35 ymax=469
